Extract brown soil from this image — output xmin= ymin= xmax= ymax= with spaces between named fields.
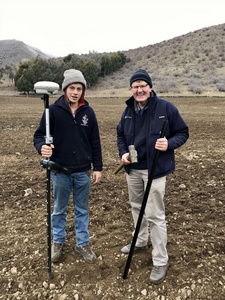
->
xmin=0 ymin=95 xmax=224 ymax=300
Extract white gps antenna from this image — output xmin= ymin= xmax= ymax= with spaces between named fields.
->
xmin=34 ymin=81 xmax=59 ymax=95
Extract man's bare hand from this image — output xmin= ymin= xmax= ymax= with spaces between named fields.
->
xmin=41 ymin=144 xmax=55 ymax=158
xmin=92 ymin=171 xmax=102 ymax=184
xmin=155 ymin=137 xmax=168 ymax=151
xmin=121 ymin=153 xmax=130 ymax=165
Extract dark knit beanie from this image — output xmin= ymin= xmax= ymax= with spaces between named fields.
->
xmin=62 ymin=69 xmax=87 ymax=91
xmin=130 ymin=69 xmax=152 ymax=88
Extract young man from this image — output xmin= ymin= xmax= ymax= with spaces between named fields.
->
xmin=117 ymin=69 xmax=189 ymax=284
xmin=34 ymin=69 xmax=102 ymax=262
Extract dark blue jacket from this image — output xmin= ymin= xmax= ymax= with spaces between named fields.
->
xmin=117 ymin=91 xmax=189 ymax=178
xmin=33 ymin=95 xmax=103 ymax=173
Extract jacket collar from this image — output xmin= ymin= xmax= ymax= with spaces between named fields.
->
xmin=54 ymin=95 xmax=89 ymax=111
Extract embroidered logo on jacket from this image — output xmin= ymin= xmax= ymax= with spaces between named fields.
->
xmin=81 ymin=114 xmax=88 ymax=126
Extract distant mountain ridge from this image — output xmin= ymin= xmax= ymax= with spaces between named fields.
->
xmin=0 ymin=39 xmax=51 ymax=67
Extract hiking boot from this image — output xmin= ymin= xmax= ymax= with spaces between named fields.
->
xmin=121 ymin=243 xmax=147 ymax=254
xmin=75 ymin=244 xmax=97 ymax=261
xmin=150 ymin=263 xmax=169 ymax=284
xmin=51 ymin=242 xmax=63 ymax=262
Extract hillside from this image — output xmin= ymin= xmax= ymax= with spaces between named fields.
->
xmin=89 ymin=23 xmax=225 ymax=97
xmin=0 ymin=23 xmax=225 ymax=97
xmin=0 ymin=39 xmax=51 ymax=67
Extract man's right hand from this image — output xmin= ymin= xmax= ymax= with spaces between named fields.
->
xmin=41 ymin=144 xmax=55 ymax=158
xmin=121 ymin=153 xmax=130 ymax=165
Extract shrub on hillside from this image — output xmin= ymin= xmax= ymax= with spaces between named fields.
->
xmin=216 ymin=82 xmax=225 ymax=92
xmin=173 ymin=70 xmax=184 ymax=77
xmin=212 ymin=76 xmax=225 ymax=84
xmin=187 ymin=83 xmax=203 ymax=94
xmin=154 ymin=77 xmax=179 ymax=93
xmin=216 ymin=62 xmax=224 ymax=68
xmin=216 ymin=77 xmax=225 ymax=92
xmin=182 ymin=78 xmax=197 ymax=86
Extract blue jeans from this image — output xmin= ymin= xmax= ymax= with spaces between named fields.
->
xmin=51 ymin=170 xmax=91 ymax=247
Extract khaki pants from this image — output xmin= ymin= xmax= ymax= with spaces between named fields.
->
xmin=126 ymin=169 xmax=168 ymax=266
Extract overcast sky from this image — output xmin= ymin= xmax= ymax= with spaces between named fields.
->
xmin=0 ymin=0 xmax=224 ymax=57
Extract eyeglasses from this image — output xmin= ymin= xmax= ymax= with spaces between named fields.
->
xmin=131 ymin=84 xmax=149 ymax=90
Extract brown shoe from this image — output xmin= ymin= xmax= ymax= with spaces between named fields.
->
xmin=75 ymin=244 xmax=97 ymax=261
xmin=51 ymin=242 xmax=63 ymax=262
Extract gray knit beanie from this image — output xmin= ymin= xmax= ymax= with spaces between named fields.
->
xmin=62 ymin=69 xmax=87 ymax=91
xmin=130 ymin=69 xmax=152 ymax=88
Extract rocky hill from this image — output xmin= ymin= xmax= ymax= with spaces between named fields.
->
xmin=92 ymin=23 xmax=225 ymax=97
xmin=1 ymin=23 xmax=225 ymax=97
xmin=0 ymin=39 xmax=51 ymax=67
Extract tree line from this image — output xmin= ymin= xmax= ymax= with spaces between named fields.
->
xmin=13 ymin=51 xmax=126 ymax=94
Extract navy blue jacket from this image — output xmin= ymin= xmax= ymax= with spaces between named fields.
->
xmin=33 ymin=95 xmax=103 ymax=173
xmin=117 ymin=91 xmax=189 ymax=178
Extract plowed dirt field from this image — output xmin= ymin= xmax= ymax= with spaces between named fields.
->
xmin=0 ymin=95 xmax=224 ymax=299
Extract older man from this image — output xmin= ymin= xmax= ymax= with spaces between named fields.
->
xmin=117 ymin=69 xmax=189 ymax=284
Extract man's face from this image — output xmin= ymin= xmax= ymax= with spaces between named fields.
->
xmin=131 ymin=80 xmax=151 ymax=104
xmin=66 ymin=83 xmax=83 ymax=103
